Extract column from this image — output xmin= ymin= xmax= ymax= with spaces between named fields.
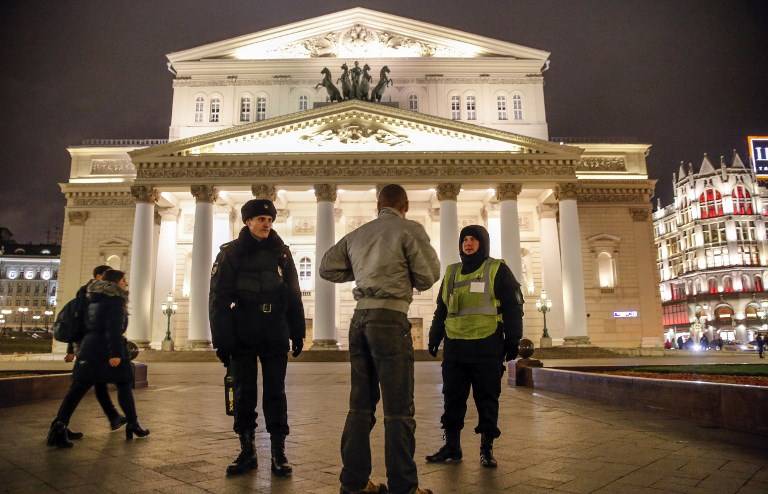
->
xmin=212 ymin=205 xmax=233 ymax=258
xmin=313 ymin=184 xmax=338 ymax=348
xmin=53 ymin=210 xmax=89 ymax=353
xmin=150 ymin=208 xmax=178 ymax=348
xmin=127 ymin=185 xmax=158 ymax=348
xmin=437 ymin=183 xmax=461 ymax=272
xmin=538 ymin=204 xmax=566 ymax=343
xmin=631 ymin=208 xmax=665 ymax=348
xmin=556 ymin=183 xmax=590 ymax=346
xmin=252 ymin=184 xmax=277 ymax=201
xmin=496 ymin=183 xmax=523 ymax=281
xmin=187 ymin=185 xmax=217 ymax=349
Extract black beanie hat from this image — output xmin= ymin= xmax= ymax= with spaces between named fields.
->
xmin=458 ymin=224 xmax=490 ymax=273
xmin=241 ymin=199 xmax=277 ymax=223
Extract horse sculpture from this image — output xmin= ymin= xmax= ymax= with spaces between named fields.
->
xmin=316 ymin=68 xmax=342 ymax=102
xmin=371 ymin=65 xmax=393 ymax=103
xmin=357 ymin=64 xmax=372 ymax=100
xmin=337 ymin=63 xmax=352 ymax=100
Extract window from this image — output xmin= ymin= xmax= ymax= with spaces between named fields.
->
xmin=738 ymin=245 xmax=760 ymax=265
xmin=298 ymin=95 xmax=309 ymax=111
xmin=699 ymin=188 xmax=723 ymax=218
xmin=466 ymin=95 xmax=476 ymax=120
xmin=701 ymin=222 xmax=726 ymax=245
xmin=209 ymin=97 xmax=221 ymax=123
xmin=723 ymin=276 xmax=734 ymax=293
xmin=756 ymin=275 xmax=764 ymax=292
xmin=708 ymin=278 xmax=718 ymax=294
xmin=497 ymin=95 xmax=508 ymax=120
xmin=451 ymin=95 xmax=461 ymax=120
xmin=705 ymin=247 xmax=728 ymax=268
xmin=742 ymin=275 xmax=752 ymax=291
xmin=733 ymin=186 xmax=754 ymax=215
xmin=512 ymin=94 xmax=523 ymax=120
xmin=256 ymin=97 xmax=266 ymax=121
xmin=106 ymin=255 xmax=121 ymax=270
xmin=597 ymin=252 xmax=616 ymax=288
xmin=298 ymin=257 xmax=312 ymax=281
xmin=240 ymin=96 xmax=252 ymax=122
xmin=670 ymin=283 xmax=685 ymax=301
xmin=194 ymin=96 xmax=204 ymax=123
xmin=408 ymin=94 xmax=419 ymax=112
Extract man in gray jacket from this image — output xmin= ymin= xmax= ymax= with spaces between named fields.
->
xmin=320 ymin=184 xmax=440 ymax=494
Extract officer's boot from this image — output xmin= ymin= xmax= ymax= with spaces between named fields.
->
xmin=46 ymin=420 xmax=73 ymax=449
xmin=425 ymin=429 xmax=462 ymax=463
xmin=226 ymin=430 xmax=257 ymax=476
xmin=270 ymin=434 xmax=293 ymax=477
xmin=480 ymin=433 xmax=498 ymax=468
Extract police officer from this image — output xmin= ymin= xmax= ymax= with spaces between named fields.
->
xmin=209 ymin=199 xmax=305 ymax=477
xmin=426 ymin=225 xmax=523 ymax=468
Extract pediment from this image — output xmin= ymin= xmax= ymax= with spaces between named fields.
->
xmin=167 ymin=8 xmax=549 ymax=63
xmin=131 ymin=100 xmax=579 ymax=160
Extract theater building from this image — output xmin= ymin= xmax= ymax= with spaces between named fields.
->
xmin=57 ymin=8 xmax=661 ymax=350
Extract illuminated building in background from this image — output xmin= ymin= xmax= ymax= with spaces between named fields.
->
xmin=0 ymin=243 xmax=60 ymax=330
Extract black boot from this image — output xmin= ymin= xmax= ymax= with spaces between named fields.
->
xmin=480 ymin=433 xmax=497 ymax=468
xmin=66 ymin=428 xmax=84 ymax=440
xmin=47 ymin=420 xmax=73 ymax=448
xmin=125 ymin=422 xmax=150 ymax=440
xmin=226 ymin=431 xmax=257 ymax=476
xmin=270 ymin=434 xmax=293 ymax=477
xmin=425 ymin=429 xmax=462 ymax=463
xmin=109 ymin=414 xmax=127 ymax=431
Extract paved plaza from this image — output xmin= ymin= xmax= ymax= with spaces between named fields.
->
xmin=1 ymin=360 xmax=767 ymax=493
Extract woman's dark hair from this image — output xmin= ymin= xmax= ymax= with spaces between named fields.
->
xmin=102 ymin=269 xmax=126 ymax=284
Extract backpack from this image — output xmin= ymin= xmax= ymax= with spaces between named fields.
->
xmin=53 ymin=294 xmax=87 ymax=343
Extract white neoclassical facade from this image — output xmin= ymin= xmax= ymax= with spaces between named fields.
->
xmin=56 ymin=8 xmax=662 ymax=350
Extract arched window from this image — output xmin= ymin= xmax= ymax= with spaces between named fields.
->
xmin=756 ymin=275 xmax=764 ymax=292
xmin=106 ymin=255 xmax=121 ymax=270
xmin=465 ymin=95 xmax=477 ymax=120
xmin=597 ymin=252 xmax=616 ymax=288
xmin=256 ymin=96 xmax=267 ymax=121
xmin=450 ymin=95 xmax=461 ymax=120
xmin=497 ymin=95 xmax=508 ymax=120
xmin=209 ymin=97 xmax=221 ymax=123
xmin=714 ymin=305 xmax=734 ymax=323
xmin=408 ymin=94 xmax=419 ymax=112
xmin=723 ymin=276 xmax=733 ymax=293
xmin=708 ymin=278 xmax=718 ymax=294
xmin=298 ymin=257 xmax=312 ymax=281
xmin=298 ymin=95 xmax=309 ymax=111
xmin=512 ymin=94 xmax=523 ymax=120
xmin=745 ymin=304 xmax=760 ymax=321
xmin=699 ymin=188 xmax=723 ymax=218
xmin=240 ymin=96 xmax=252 ymax=122
xmin=733 ymin=186 xmax=754 ymax=215
xmin=742 ymin=275 xmax=752 ymax=291
xmin=194 ymin=96 xmax=204 ymax=123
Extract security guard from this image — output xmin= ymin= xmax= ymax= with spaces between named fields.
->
xmin=426 ymin=225 xmax=523 ymax=468
xmin=209 ymin=199 xmax=305 ymax=477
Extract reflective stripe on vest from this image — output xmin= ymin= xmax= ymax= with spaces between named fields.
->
xmin=441 ymin=258 xmax=503 ymax=340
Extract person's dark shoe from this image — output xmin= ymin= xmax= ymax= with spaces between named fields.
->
xmin=125 ymin=422 xmax=150 ymax=440
xmin=109 ymin=414 xmax=127 ymax=431
xmin=339 ymin=480 xmax=388 ymax=493
xmin=226 ymin=431 xmax=257 ymax=476
xmin=425 ymin=429 xmax=462 ymax=463
xmin=66 ymin=428 xmax=84 ymax=440
xmin=47 ymin=420 xmax=73 ymax=448
xmin=480 ymin=433 xmax=497 ymax=468
xmin=270 ymin=434 xmax=293 ymax=477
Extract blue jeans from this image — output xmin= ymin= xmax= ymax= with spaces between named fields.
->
xmin=340 ymin=309 xmax=419 ymax=494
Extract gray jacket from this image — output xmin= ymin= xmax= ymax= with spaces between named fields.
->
xmin=319 ymin=207 xmax=441 ymax=314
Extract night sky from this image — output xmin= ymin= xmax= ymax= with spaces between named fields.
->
xmin=1 ymin=0 xmax=767 ymax=243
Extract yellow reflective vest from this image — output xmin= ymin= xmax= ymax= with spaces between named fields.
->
xmin=441 ymin=258 xmax=503 ymax=340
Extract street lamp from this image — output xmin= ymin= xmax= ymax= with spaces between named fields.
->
xmin=32 ymin=314 xmax=41 ymax=328
xmin=17 ymin=307 xmax=28 ymax=332
xmin=535 ymin=290 xmax=553 ymax=348
xmin=43 ymin=309 xmax=54 ymax=332
xmin=160 ymin=292 xmax=178 ymax=351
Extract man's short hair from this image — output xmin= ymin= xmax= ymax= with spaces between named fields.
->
xmin=377 ymin=184 xmax=408 ymax=211
xmin=93 ymin=265 xmax=112 ymax=278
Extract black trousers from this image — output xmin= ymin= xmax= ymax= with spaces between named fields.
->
xmin=440 ymin=359 xmax=503 ymax=438
xmin=55 ymin=380 xmax=136 ymax=425
xmin=340 ymin=309 xmax=418 ymax=494
xmin=230 ymin=341 xmax=289 ymax=437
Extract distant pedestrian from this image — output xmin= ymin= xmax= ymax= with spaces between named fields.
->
xmin=676 ymin=336 xmax=684 ymax=350
xmin=700 ymin=334 xmax=709 ymax=350
xmin=320 ymin=184 xmax=440 ymax=494
xmin=717 ymin=336 xmax=724 ymax=351
xmin=47 ymin=269 xmax=148 ymax=448
xmin=757 ymin=335 xmax=765 ymax=358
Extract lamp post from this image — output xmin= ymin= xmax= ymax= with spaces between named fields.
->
xmin=43 ymin=309 xmax=54 ymax=332
xmin=160 ymin=292 xmax=177 ymax=352
xmin=535 ymin=290 xmax=553 ymax=348
xmin=32 ymin=314 xmax=41 ymax=329
xmin=17 ymin=307 xmax=28 ymax=333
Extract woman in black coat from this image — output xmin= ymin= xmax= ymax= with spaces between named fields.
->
xmin=47 ymin=269 xmax=149 ymax=447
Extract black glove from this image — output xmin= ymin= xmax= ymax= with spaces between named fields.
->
xmin=291 ymin=338 xmax=303 ymax=358
xmin=504 ymin=342 xmax=519 ymax=362
xmin=215 ymin=348 xmax=230 ymax=367
xmin=428 ymin=343 xmax=439 ymax=358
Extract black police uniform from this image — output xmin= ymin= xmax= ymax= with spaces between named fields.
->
xmin=210 ymin=213 xmax=305 ymax=476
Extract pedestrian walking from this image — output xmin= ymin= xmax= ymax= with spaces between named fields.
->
xmin=425 ymin=225 xmax=524 ymax=468
xmin=209 ymin=199 xmax=305 ymax=477
xmin=47 ymin=269 xmax=148 ymax=448
xmin=320 ymin=184 xmax=440 ymax=494
xmin=757 ymin=334 xmax=765 ymax=358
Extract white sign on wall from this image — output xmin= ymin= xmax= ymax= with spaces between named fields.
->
xmin=613 ymin=310 xmax=638 ymax=318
